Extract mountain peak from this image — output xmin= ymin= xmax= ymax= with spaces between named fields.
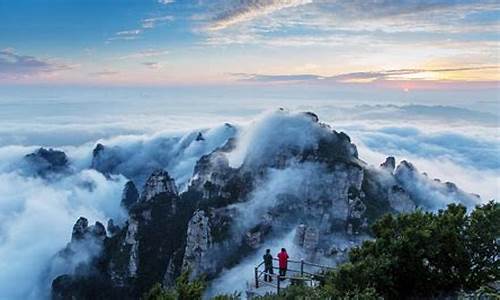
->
xmin=71 ymin=217 xmax=106 ymax=242
xmin=380 ymin=156 xmax=396 ymax=172
xmin=141 ymin=169 xmax=178 ymax=201
xmin=122 ymin=180 xmax=139 ymax=209
xmin=24 ymin=147 xmax=69 ymax=176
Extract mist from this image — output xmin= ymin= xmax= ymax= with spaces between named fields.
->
xmin=0 ymin=170 xmax=127 ymax=299
xmin=0 ymin=88 xmax=497 ymax=299
xmin=206 ymin=231 xmax=301 ymax=298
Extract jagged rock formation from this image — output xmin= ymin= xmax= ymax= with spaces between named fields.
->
xmin=380 ymin=156 xmax=396 ymax=172
xmin=52 ymin=169 xmax=194 ymax=299
xmin=50 ymin=217 xmax=109 ymax=300
xmin=181 ymin=210 xmax=215 ymax=279
xmin=70 ymin=217 xmax=106 ymax=242
xmin=294 ymin=224 xmax=319 ymax=254
xmin=141 ymin=169 xmax=177 ymax=201
xmin=394 ymin=160 xmax=479 ymax=209
xmin=121 ymin=181 xmax=139 ymax=210
xmin=51 ymin=110 xmax=478 ymax=299
xmin=71 ymin=217 xmax=89 ymax=241
xmin=196 ymin=132 xmax=205 ymax=141
xmin=89 ymin=124 xmax=237 ymax=188
xmin=107 ymin=219 xmax=120 ymax=236
xmin=24 ymin=147 xmax=69 ymax=177
xmin=91 ymin=143 xmax=120 ymax=176
xmin=388 ymin=185 xmax=415 ymax=213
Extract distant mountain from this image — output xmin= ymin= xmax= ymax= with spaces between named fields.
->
xmin=23 ymin=147 xmax=69 ymax=177
xmin=45 ymin=110 xmax=481 ymax=299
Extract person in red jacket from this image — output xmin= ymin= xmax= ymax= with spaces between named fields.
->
xmin=277 ymin=248 xmax=289 ymax=280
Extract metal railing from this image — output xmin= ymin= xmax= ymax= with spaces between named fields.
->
xmin=254 ymin=258 xmax=334 ymax=295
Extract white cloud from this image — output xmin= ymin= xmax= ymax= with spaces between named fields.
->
xmin=117 ymin=49 xmax=169 ymax=60
xmin=226 ymin=109 xmax=325 ymax=168
xmin=202 ymin=0 xmax=500 ymax=49
xmin=89 ymin=70 xmax=119 ymax=77
xmin=116 ymin=29 xmax=142 ymax=36
xmin=0 ymin=49 xmax=73 ymax=79
xmin=231 ymin=66 xmax=500 ymax=83
xmin=107 ymin=29 xmax=144 ymax=42
xmin=141 ymin=15 xmax=174 ymax=29
xmin=0 ymin=170 xmax=127 ymax=299
xmin=142 ymin=61 xmax=163 ymax=69
xmin=0 ymin=124 xmax=237 ymax=298
xmin=208 ymin=0 xmax=313 ymax=31
xmin=107 ymin=13 xmax=173 ymax=43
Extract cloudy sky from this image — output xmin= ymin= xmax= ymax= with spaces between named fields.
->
xmin=0 ymin=0 xmax=499 ymax=90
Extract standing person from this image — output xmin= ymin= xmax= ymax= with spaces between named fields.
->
xmin=263 ymin=249 xmax=274 ymax=282
xmin=277 ymin=248 xmax=289 ymax=280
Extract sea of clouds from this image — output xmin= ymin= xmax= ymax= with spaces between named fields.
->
xmin=0 ymin=87 xmax=498 ymax=299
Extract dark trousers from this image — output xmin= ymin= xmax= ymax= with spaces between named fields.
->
xmin=264 ymin=265 xmax=273 ymax=282
xmin=279 ymin=268 xmax=287 ymax=280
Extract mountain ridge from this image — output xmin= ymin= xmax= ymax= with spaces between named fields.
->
xmin=33 ymin=110 xmax=482 ymax=299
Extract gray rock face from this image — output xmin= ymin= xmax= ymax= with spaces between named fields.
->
xmin=182 ymin=210 xmax=215 ymax=278
xmin=349 ymin=195 xmax=367 ymax=220
xmin=107 ymin=219 xmax=120 ymax=236
xmin=104 ymin=172 xmax=189 ymax=293
xmin=162 ymin=254 xmax=178 ymax=287
xmin=388 ymin=185 xmax=416 ymax=213
xmin=72 ymin=217 xmax=89 ymax=242
xmin=71 ymin=217 xmax=107 ymax=242
xmin=294 ymin=224 xmax=319 ymax=253
xmin=303 ymin=226 xmax=320 ymax=252
xmin=91 ymin=143 xmax=121 ymax=176
xmin=324 ymin=164 xmax=365 ymax=223
xmin=91 ymin=221 xmax=107 ymax=240
xmin=394 ymin=160 xmax=416 ymax=179
xmin=180 ymin=113 xmax=368 ymax=272
xmin=260 ymin=162 xmax=365 ymax=245
xmin=294 ymin=224 xmax=307 ymax=246
xmin=122 ymin=181 xmax=139 ymax=209
xmin=190 ymin=148 xmax=237 ymax=200
xmin=106 ymin=212 xmax=159 ymax=288
xmin=125 ymin=218 xmax=140 ymax=278
xmin=141 ymin=169 xmax=177 ymax=201
xmin=48 ymin=217 xmax=108 ymax=293
xmin=271 ymin=163 xmax=364 ymax=227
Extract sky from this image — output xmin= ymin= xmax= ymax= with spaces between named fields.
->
xmin=0 ymin=2 xmax=499 ymax=298
xmin=0 ymin=0 xmax=499 ymax=90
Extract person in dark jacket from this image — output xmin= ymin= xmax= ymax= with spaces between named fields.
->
xmin=277 ymin=248 xmax=289 ymax=280
xmin=263 ymin=249 xmax=274 ymax=282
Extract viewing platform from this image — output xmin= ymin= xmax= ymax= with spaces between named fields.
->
xmin=246 ymin=258 xmax=335 ymax=298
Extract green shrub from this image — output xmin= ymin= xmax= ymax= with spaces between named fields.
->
xmin=326 ymin=201 xmax=499 ymax=299
xmin=143 ymin=270 xmax=205 ymax=300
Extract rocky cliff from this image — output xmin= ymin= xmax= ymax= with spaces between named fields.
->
xmin=50 ymin=110 xmax=479 ymax=299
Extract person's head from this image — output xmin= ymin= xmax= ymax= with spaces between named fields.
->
xmin=266 ymin=249 xmax=270 ymax=254
xmin=281 ymin=248 xmax=286 ymax=252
